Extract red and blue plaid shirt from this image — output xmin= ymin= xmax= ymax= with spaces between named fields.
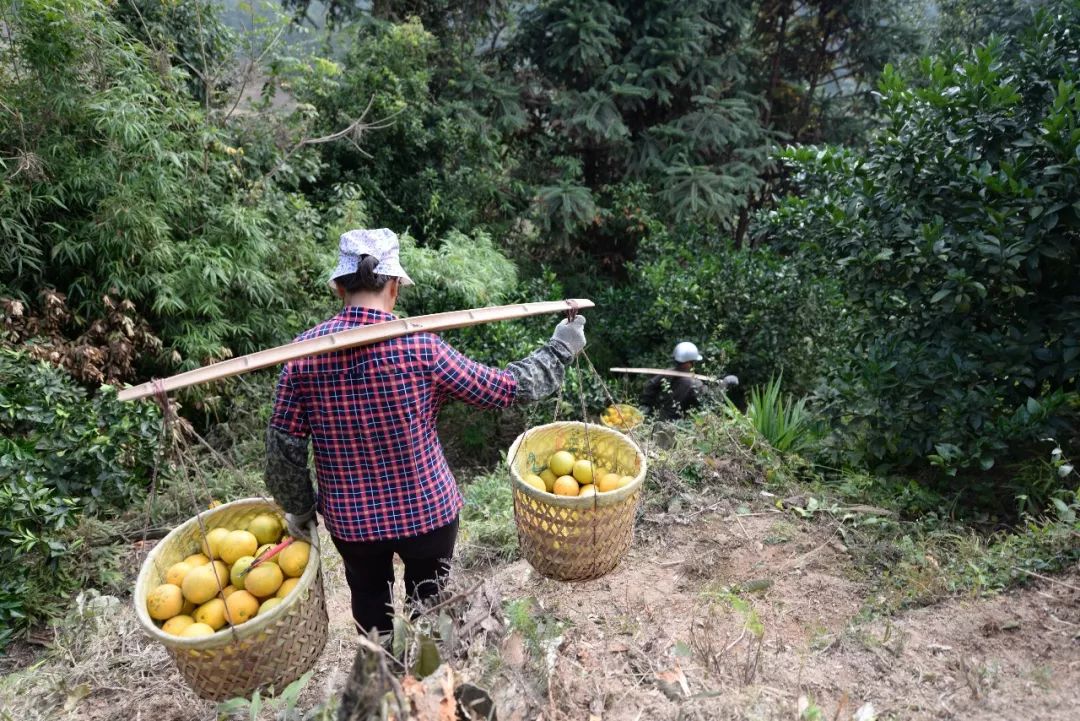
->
xmin=269 ymin=306 xmax=518 ymax=542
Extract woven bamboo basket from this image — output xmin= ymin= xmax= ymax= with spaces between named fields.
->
xmin=133 ymin=498 xmax=329 ymax=701
xmin=507 ymin=421 xmax=646 ymax=581
xmin=599 ymin=404 xmax=644 ymax=432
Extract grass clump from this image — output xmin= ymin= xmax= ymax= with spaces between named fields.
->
xmin=738 ymin=374 xmax=819 ymax=456
xmin=458 ymin=468 xmax=518 ymax=568
xmin=801 ymin=468 xmax=1080 ymax=612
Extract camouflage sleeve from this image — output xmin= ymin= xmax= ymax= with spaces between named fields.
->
xmin=264 ymin=427 xmax=316 ymax=516
xmin=506 ymin=339 xmax=573 ymax=403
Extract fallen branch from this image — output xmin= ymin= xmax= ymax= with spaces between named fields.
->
xmin=1013 ymin=568 xmax=1080 ymax=593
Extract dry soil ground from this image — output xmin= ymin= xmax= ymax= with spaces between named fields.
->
xmin=1 ymin=489 xmax=1077 ymax=721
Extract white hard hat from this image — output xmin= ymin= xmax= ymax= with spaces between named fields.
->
xmin=673 ymin=341 xmax=703 ymax=363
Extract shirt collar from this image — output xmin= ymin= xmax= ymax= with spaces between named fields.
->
xmin=332 ymin=305 xmax=398 ymax=326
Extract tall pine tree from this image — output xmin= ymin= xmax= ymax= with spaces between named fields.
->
xmin=506 ymin=0 xmax=774 ymax=252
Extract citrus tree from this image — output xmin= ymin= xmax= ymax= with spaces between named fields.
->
xmin=757 ymin=2 xmax=1080 ymax=480
xmin=0 ymin=350 xmax=161 ymax=645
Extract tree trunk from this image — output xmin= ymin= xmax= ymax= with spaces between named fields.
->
xmin=794 ymin=2 xmax=834 ymax=143
xmin=762 ymin=3 xmax=791 ymax=128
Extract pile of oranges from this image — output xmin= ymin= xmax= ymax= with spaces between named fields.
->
xmin=522 ymin=448 xmax=635 ymax=498
xmin=144 ymin=512 xmax=311 ymax=638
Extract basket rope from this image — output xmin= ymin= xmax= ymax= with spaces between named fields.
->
xmin=135 ymin=382 xmax=325 ymax=697
xmin=139 ymin=379 xmax=172 ymax=553
xmin=580 ymin=350 xmax=640 ymax=439
xmin=146 ymin=379 xmax=245 ymax=639
xmin=573 ymin=354 xmax=598 ymax=545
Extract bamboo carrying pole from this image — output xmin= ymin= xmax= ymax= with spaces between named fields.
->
xmin=609 ymin=367 xmax=718 ymax=383
xmin=118 ymin=299 xmax=595 ymax=401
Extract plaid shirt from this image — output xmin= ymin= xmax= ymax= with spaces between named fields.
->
xmin=269 ymin=306 xmax=518 ymax=542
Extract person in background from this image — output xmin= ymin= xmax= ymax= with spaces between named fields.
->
xmin=264 ymin=228 xmax=587 ymax=640
xmin=640 ymin=341 xmax=708 ymax=420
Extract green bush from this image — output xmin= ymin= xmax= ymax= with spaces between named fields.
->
xmin=399 ymin=230 xmax=519 ymax=317
xmin=757 ymin=2 xmax=1080 ymax=478
xmin=0 ymin=350 xmax=161 ymax=645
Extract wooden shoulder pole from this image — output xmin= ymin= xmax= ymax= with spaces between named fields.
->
xmin=118 ymin=299 xmax=594 ymax=401
xmin=608 ymin=367 xmax=718 ymax=383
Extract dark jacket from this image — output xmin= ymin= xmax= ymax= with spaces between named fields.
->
xmin=640 ymin=372 xmax=706 ymax=420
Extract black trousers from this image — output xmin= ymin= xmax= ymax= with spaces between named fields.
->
xmin=331 ymin=519 xmax=458 ymax=636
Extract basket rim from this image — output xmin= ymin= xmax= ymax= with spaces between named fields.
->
xmin=507 ymin=421 xmax=646 ymax=509
xmin=133 ymin=497 xmax=321 ymax=651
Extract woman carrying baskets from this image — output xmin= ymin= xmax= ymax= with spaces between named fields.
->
xmin=264 ymin=228 xmax=586 ymax=640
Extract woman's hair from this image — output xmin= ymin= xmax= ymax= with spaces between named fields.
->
xmin=333 ymin=254 xmax=391 ymax=293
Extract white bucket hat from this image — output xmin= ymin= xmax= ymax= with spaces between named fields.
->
xmin=330 ymin=228 xmax=414 ymax=286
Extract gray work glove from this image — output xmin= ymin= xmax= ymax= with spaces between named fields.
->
xmin=552 ymin=315 xmax=587 ymax=357
xmin=285 ymin=507 xmax=316 ymax=540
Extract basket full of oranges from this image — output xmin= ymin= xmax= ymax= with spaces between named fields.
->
xmin=133 ymin=498 xmax=327 ymax=701
xmin=599 ymin=404 xmax=644 ymax=432
xmin=507 ymin=422 xmax=646 ymax=581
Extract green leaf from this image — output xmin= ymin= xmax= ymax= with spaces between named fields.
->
xmin=412 ymin=634 xmax=442 ymax=678
xmin=930 ymin=289 xmax=951 ymax=304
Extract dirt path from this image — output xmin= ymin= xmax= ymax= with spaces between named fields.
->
xmin=2 ymin=496 xmax=1077 ymax=721
xmin=481 ymin=507 xmax=1079 ymax=720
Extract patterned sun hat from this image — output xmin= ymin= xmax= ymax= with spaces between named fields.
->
xmin=329 ymin=228 xmax=414 ymax=286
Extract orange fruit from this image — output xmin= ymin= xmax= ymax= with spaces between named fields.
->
xmin=162 ymin=614 xmax=195 ymax=635
xmin=523 ymin=474 xmax=546 ymax=492
xmin=278 ymin=541 xmax=310 ymax=578
xmin=183 ymin=553 xmax=210 ymax=567
xmin=220 ymin=584 xmax=238 ymax=599
xmin=597 ymin=473 xmax=622 ymax=493
xmin=164 ymin=561 xmax=193 ymax=587
xmin=199 ymin=527 xmax=230 ymax=559
xmin=258 ymin=597 xmax=284 ymax=615
xmin=182 ymin=563 xmax=227 ymax=605
xmin=572 ymin=459 xmax=594 ymax=484
xmin=180 ymin=622 xmax=215 ymax=638
xmin=539 ymin=468 xmax=557 ymax=491
xmin=578 ymin=484 xmax=596 ymax=498
xmin=247 ymin=513 xmax=283 ymax=546
xmin=230 ymin=556 xmax=256 ymax=588
xmin=548 ymin=451 xmax=576 ymax=477
xmin=276 ymin=577 xmax=300 ymax=599
xmin=245 ymin=562 xmax=283 ymax=598
xmin=224 ymin=590 xmax=260 ymax=625
xmin=552 ymin=475 xmax=579 ymax=496
xmin=220 ymin=530 xmax=258 ymax=565
xmin=194 ymin=598 xmax=227 ymax=630
xmin=146 ymin=583 xmax=184 ymax=620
